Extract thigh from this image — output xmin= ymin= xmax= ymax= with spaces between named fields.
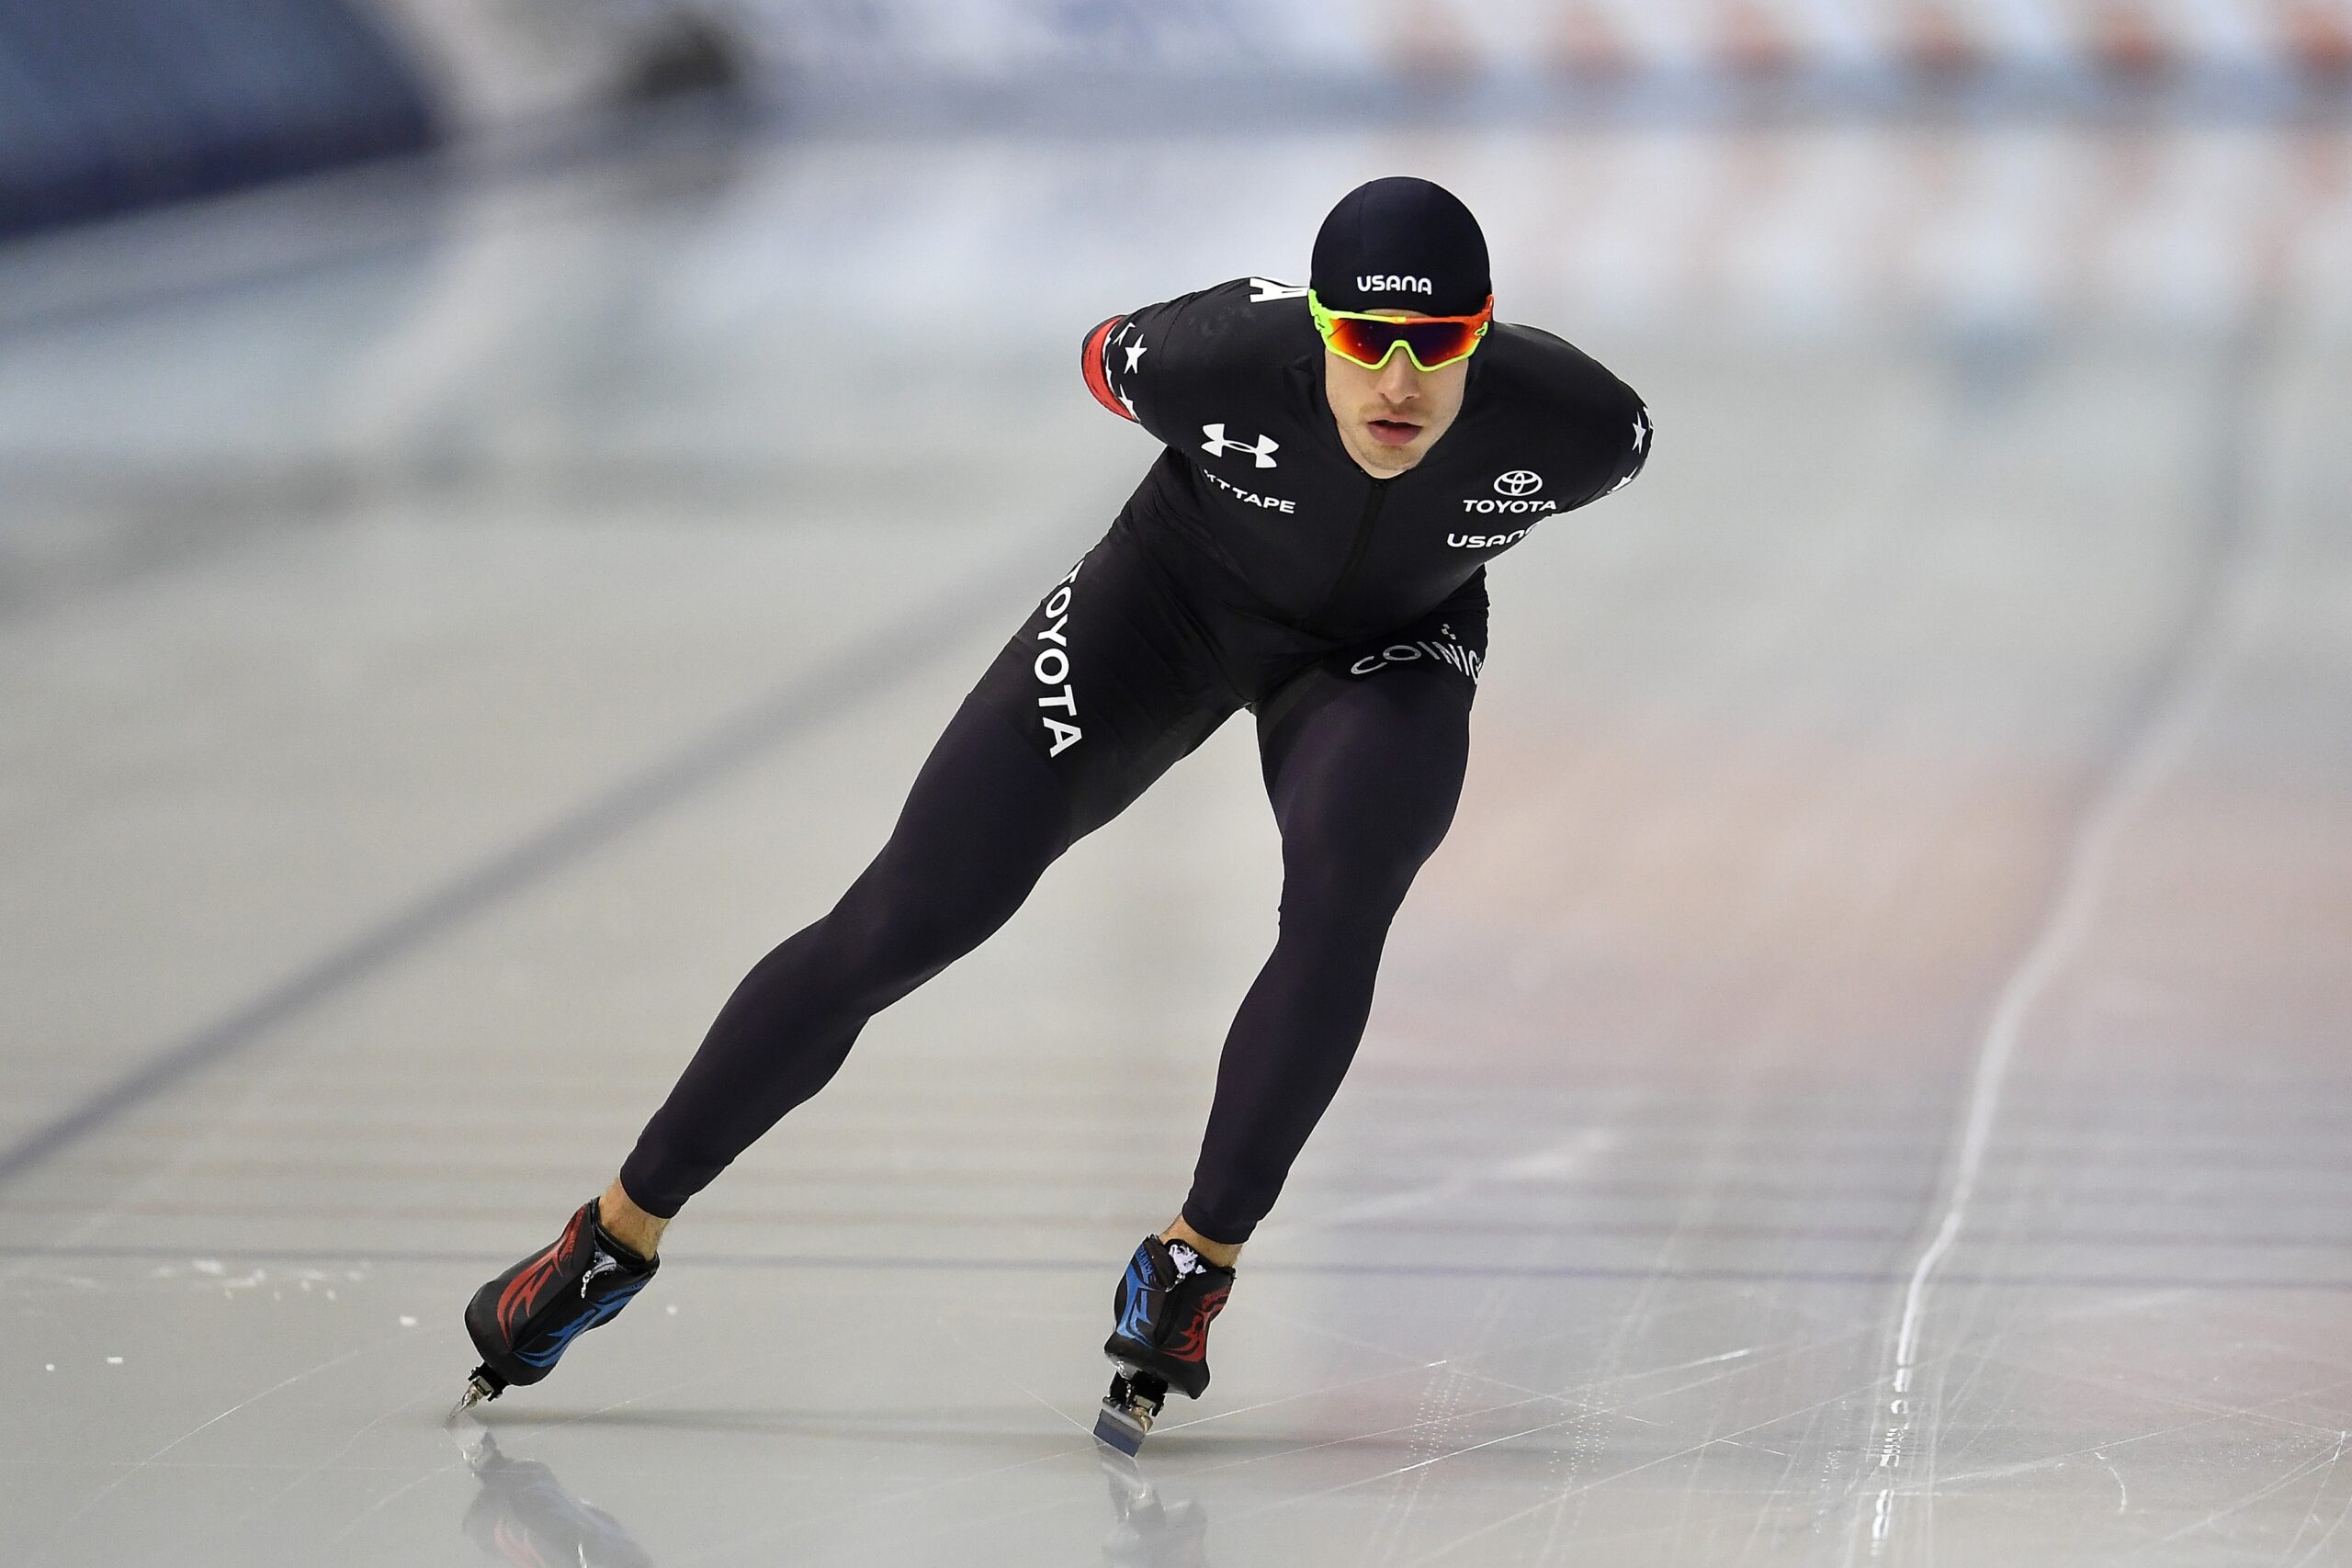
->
xmin=966 ymin=526 xmax=1239 ymax=841
xmin=1255 ymin=580 xmax=1484 ymax=864
xmin=1256 ymin=659 xmax=1475 ymax=881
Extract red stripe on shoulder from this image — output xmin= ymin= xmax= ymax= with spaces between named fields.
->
xmin=1080 ymin=314 xmax=1133 ymax=420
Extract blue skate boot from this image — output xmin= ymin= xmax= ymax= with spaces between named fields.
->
xmin=1093 ymin=1235 xmax=1235 ymax=1453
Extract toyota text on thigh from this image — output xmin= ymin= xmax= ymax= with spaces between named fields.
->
xmin=1035 ymin=563 xmax=1082 ymax=756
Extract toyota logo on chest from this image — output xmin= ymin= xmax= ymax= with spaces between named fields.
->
xmin=1464 ymin=468 xmax=1558 ymax=515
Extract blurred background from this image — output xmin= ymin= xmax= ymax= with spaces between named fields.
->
xmin=6 ymin=0 xmax=2346 ymax=613
xmin=4 ymin=5 xmax=2349 ymax=1566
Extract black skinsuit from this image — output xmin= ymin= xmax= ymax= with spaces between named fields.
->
xmin=620 ymin=277 xmax=1650 ymax=1242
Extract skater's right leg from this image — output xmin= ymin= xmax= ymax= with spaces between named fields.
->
xmin=456 ymin=701 xmax=1076 ymax=1409
xmin=618 ymin=698 xmax=1077 ymax=1215
xmin=460 ymin=531 xmax=1237 ymax=1405
xmin=619 ymin=532 xmax=1234 ymax=1219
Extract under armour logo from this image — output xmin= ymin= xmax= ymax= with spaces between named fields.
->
xmin=1202 ymin=423 xmax=1280 ymax=468
xmin=1249 ymin=277 xmax=1308 ymax=303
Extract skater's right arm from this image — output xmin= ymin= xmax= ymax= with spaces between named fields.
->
xmin=1078 ymin=282 xmax=1251 ymax=448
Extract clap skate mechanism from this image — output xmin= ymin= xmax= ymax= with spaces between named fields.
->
xmin=1094 ymin=1364 xmax=1170 ymax=1455
xmin=449 ymin=1366 xmax=507 ymax=1421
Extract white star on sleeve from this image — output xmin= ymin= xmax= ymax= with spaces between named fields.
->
xmin=1632 ymin=413 xmax=1650 ymax=452
xmin=1124 ymin=339 xmax=1148 ymax=373
xmin=1119 ymin=391 xmax=1136 ymax=418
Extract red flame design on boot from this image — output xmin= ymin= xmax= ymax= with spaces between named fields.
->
xmin=495 ymin=1207 xmax=583 ymax=1342
xmin=1161 ymin=1285 xmax=1229 ymax=1364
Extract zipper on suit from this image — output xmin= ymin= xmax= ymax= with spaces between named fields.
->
xmin=1309 ymin=479 xmax=1389 ymax=635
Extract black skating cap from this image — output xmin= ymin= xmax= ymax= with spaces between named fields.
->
xmin=1310 ymin=176 xmax=1490 ymax=316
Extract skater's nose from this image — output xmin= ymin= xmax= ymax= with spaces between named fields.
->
xmin=1374 ymin=352 xmax=1417 ymax=403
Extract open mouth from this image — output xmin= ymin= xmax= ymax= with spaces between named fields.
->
xmin=1366 ymin=419 xmax=1421 ymax=446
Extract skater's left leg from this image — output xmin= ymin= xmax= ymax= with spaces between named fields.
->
xmin=1180 ymin=659 xmax=1474 ymax=1246
xmin=1095 ymin=660 xmax=1471 ymax=1449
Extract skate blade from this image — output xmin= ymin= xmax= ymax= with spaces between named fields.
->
xmin=447 ymin=1370 xmax=502 ymax=1424
xmin=1093 ymin=1400 xmax=1150 ymax=1455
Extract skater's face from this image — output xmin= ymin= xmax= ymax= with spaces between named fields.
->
xmin=1322 ymin=314 xmax=1470 ymax=478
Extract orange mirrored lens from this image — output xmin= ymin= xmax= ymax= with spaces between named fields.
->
xmin=1324 ymin=315 xmax=1483 ymax=369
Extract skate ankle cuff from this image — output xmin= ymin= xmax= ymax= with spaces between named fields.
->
xmin=590 ymin=1221 xmax=656 ymax=1271
xmin=583 ymin=1200 xmax=657 ymax=1269
xmin=1155 ymin=1236 xmax=1234 ymax=1281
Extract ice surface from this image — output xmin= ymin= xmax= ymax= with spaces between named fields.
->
xmin=2 ymin=119 xmax=2349 ymax=1566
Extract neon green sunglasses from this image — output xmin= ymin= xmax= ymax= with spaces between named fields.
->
xmin=1309 ymin=288 xmax=1493 ymax=371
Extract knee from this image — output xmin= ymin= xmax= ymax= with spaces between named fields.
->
xmin=1279 ymin=807 xmax=1453 ymax=921
xmin=818 ymin=894 xmax=969 ymax=992
xmin=1276 ymin=841 xmax=1427 ymax=937
xmin=815 ymin=863 xmax=1023 ymax=995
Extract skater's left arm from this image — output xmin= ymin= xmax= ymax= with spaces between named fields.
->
xmin=1575 ymin=384 xmax=1652 ymax=510
xmin=1560 ymin=367 xmax=1654 ymax=512
xmin=1504 ymin=324 xmax=1655 ymax=513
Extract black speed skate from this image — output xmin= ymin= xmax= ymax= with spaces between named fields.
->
xmin=1093 ymin=1235 xmax=1235 ymax=1454
xmin=453 ymin=1198 xmax=658 ymax=1416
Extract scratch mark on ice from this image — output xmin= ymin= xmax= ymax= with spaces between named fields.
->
xmin=2092 ymin=1450 xmax=2128 ymax=1515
